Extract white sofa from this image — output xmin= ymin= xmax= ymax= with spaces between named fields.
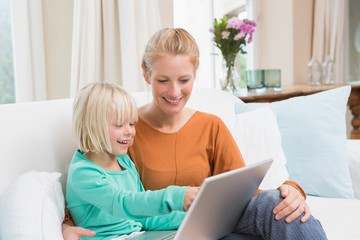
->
xmin=0 ymin=87 xmax=359 ymax=240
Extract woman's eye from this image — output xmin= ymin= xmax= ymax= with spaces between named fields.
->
xmin=180 ymin=79 xmax=190 ymax=84
xmin=158 ymin=79 xmax=168 ymax=83
xmin=114 ymin=124 xmax=123 ymax=128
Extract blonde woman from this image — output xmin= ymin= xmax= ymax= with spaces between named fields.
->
xmin=126 ymin=28 xmax=327 ymax=240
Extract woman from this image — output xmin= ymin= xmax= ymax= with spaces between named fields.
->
xmin=127 ymin=28 xmax=327 ymax=240
xmin=63 ymin=28 xmax=327 ymax=240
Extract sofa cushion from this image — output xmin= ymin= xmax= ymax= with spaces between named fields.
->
xmin=235 ymin=86 xmax=354 ymax=198
xmin=307 ymin=196 xmax=360 ymax=239
xmin=0 ymin=99 xmax=76 ymax=195
xmin=229 ymin=106 xmax=289 ymax=189
xmin=0 ymin=171 xmax=64 ymax=240
xmin=348 ymin=140 xmax=360 ymax=199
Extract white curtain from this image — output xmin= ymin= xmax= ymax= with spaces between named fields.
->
xmin=312 ymin=0 xmax=346 ymax=83
xmin=70 ymin=0 xmax=161 ymax=97
xmin=11 ymin=0 xmax=47 ymax=102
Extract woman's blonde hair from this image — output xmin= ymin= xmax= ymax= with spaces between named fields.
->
xmin=72 ymin=82 xmax=138 ymax=153
xmin=142 ymin=28 xmax=200 ymax=73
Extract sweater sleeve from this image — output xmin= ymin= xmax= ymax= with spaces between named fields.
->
xmin=138 ymin=211 xmax=186 ymax=231
xmin=281 ymin=180 xmax=307 ymax=199
xmin=255 ymin=180 xmax=307 ymax=199
xmin=68 ymin=163 xmax=188 ymax=220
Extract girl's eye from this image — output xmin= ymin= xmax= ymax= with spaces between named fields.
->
xmin=114 ymin=123 xmax=135 ymax=128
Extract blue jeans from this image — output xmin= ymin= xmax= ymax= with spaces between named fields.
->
xmin=220 ymin=190 xmax=327 ymax=240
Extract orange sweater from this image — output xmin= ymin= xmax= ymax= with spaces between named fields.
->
xmin=129 ymin=111 xmax=305 ymax=198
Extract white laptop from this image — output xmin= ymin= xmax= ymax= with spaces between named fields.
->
xmin=130 ymin=158 xmax=273 ymax=240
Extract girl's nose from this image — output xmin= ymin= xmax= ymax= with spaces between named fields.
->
xmin=123 ymin=124 xmax=133 ymax=134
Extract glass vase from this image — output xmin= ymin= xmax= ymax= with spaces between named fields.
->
xmin=220 ymin=60 xmax=240 ymax=93
xmin=219 ymin=53 xmax=247 ymax=95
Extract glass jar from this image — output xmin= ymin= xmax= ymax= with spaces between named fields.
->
xmin=307 ymin=56 xmax=322 ymax=86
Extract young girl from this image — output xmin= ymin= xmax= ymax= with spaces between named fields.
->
xmin=66 ymin=82 xmax=198 ymax=240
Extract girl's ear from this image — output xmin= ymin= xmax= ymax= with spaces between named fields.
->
xmin=141 ymin=64 xmax=151 ymax=84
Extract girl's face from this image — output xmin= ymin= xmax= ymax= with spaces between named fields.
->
xmin=145 ymin=54 xmax=196 ymax=115
xmin=108 ymin=121 xmax=136 ymax=156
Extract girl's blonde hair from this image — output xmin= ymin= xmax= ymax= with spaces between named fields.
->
xmin=72 ymin=82 xmax=138 ymax=153
xmin=142 ymin=28 xmax=200 ymax=73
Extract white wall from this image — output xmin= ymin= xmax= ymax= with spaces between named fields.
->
xmin=254 ymin=0 xmax=313 ymax=86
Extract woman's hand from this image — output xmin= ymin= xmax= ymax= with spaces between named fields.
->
xmin=183 ymin=187 xmax=199 ymax=212
xmin=273 ymin=184 xmax=311 ymax=223
xmin=62 ymin=223 xmax=96 ymax=240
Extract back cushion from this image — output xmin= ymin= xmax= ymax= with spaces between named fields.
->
xmin=0 ymin=99 xmax=75 ymax=194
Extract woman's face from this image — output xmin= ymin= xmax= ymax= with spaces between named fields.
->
xmin=145 ymin=54 xmax=196 ymax=115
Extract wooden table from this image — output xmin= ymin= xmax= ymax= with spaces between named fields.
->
xmin=236 ymin=83 xmax=360 ymax=139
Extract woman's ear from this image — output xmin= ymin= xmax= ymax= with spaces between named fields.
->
xmin=141 ymin=64 xmax=151 ymax=84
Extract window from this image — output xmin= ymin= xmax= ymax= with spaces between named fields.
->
xmin=0 ymin=0 xmax=15 ymax=104
xmin=173 ymin=0 xmax=251 ymax=89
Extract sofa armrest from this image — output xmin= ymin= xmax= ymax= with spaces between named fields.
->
xmin=347 ymin=139 xmax=360 ymax=199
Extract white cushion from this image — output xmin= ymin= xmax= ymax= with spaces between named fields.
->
xmin=0 ymin=99 xmax=76 ymax=195
xmin=347 ymin=140 xmax=360 ymax=199
xmin=307 ymin=196 xmax=360 ymax=240
xmin=229 ymin=106 xmax=289 ymax=189
xmin=0 ymin=171 xmax=64 ymax=240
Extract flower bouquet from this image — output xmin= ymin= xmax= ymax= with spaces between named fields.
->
xmin=210 ymin=16 xmax=256 ymax=92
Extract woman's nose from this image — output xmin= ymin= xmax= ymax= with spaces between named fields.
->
xmin=168 ymin=83 xmax=181 ymax=96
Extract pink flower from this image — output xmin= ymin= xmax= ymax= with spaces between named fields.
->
xmin=226 ymin=17 xmax=242 ymax=29
xmin=234 ymin=32 xmax=246 ymax=41
xmin=210 ymin=16 xmax=256 ymax=58
xmin=239 ymin=22 xmax=254 ymax=35
xmin=221 ymin=31 xmax=230 ymax=39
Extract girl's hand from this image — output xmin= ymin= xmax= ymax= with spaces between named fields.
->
xmin=183 ymin=187 xmax=199 ymax=212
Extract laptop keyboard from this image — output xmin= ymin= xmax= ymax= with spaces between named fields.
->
xmin=157 ymin=232 xmax=176 ymax=240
